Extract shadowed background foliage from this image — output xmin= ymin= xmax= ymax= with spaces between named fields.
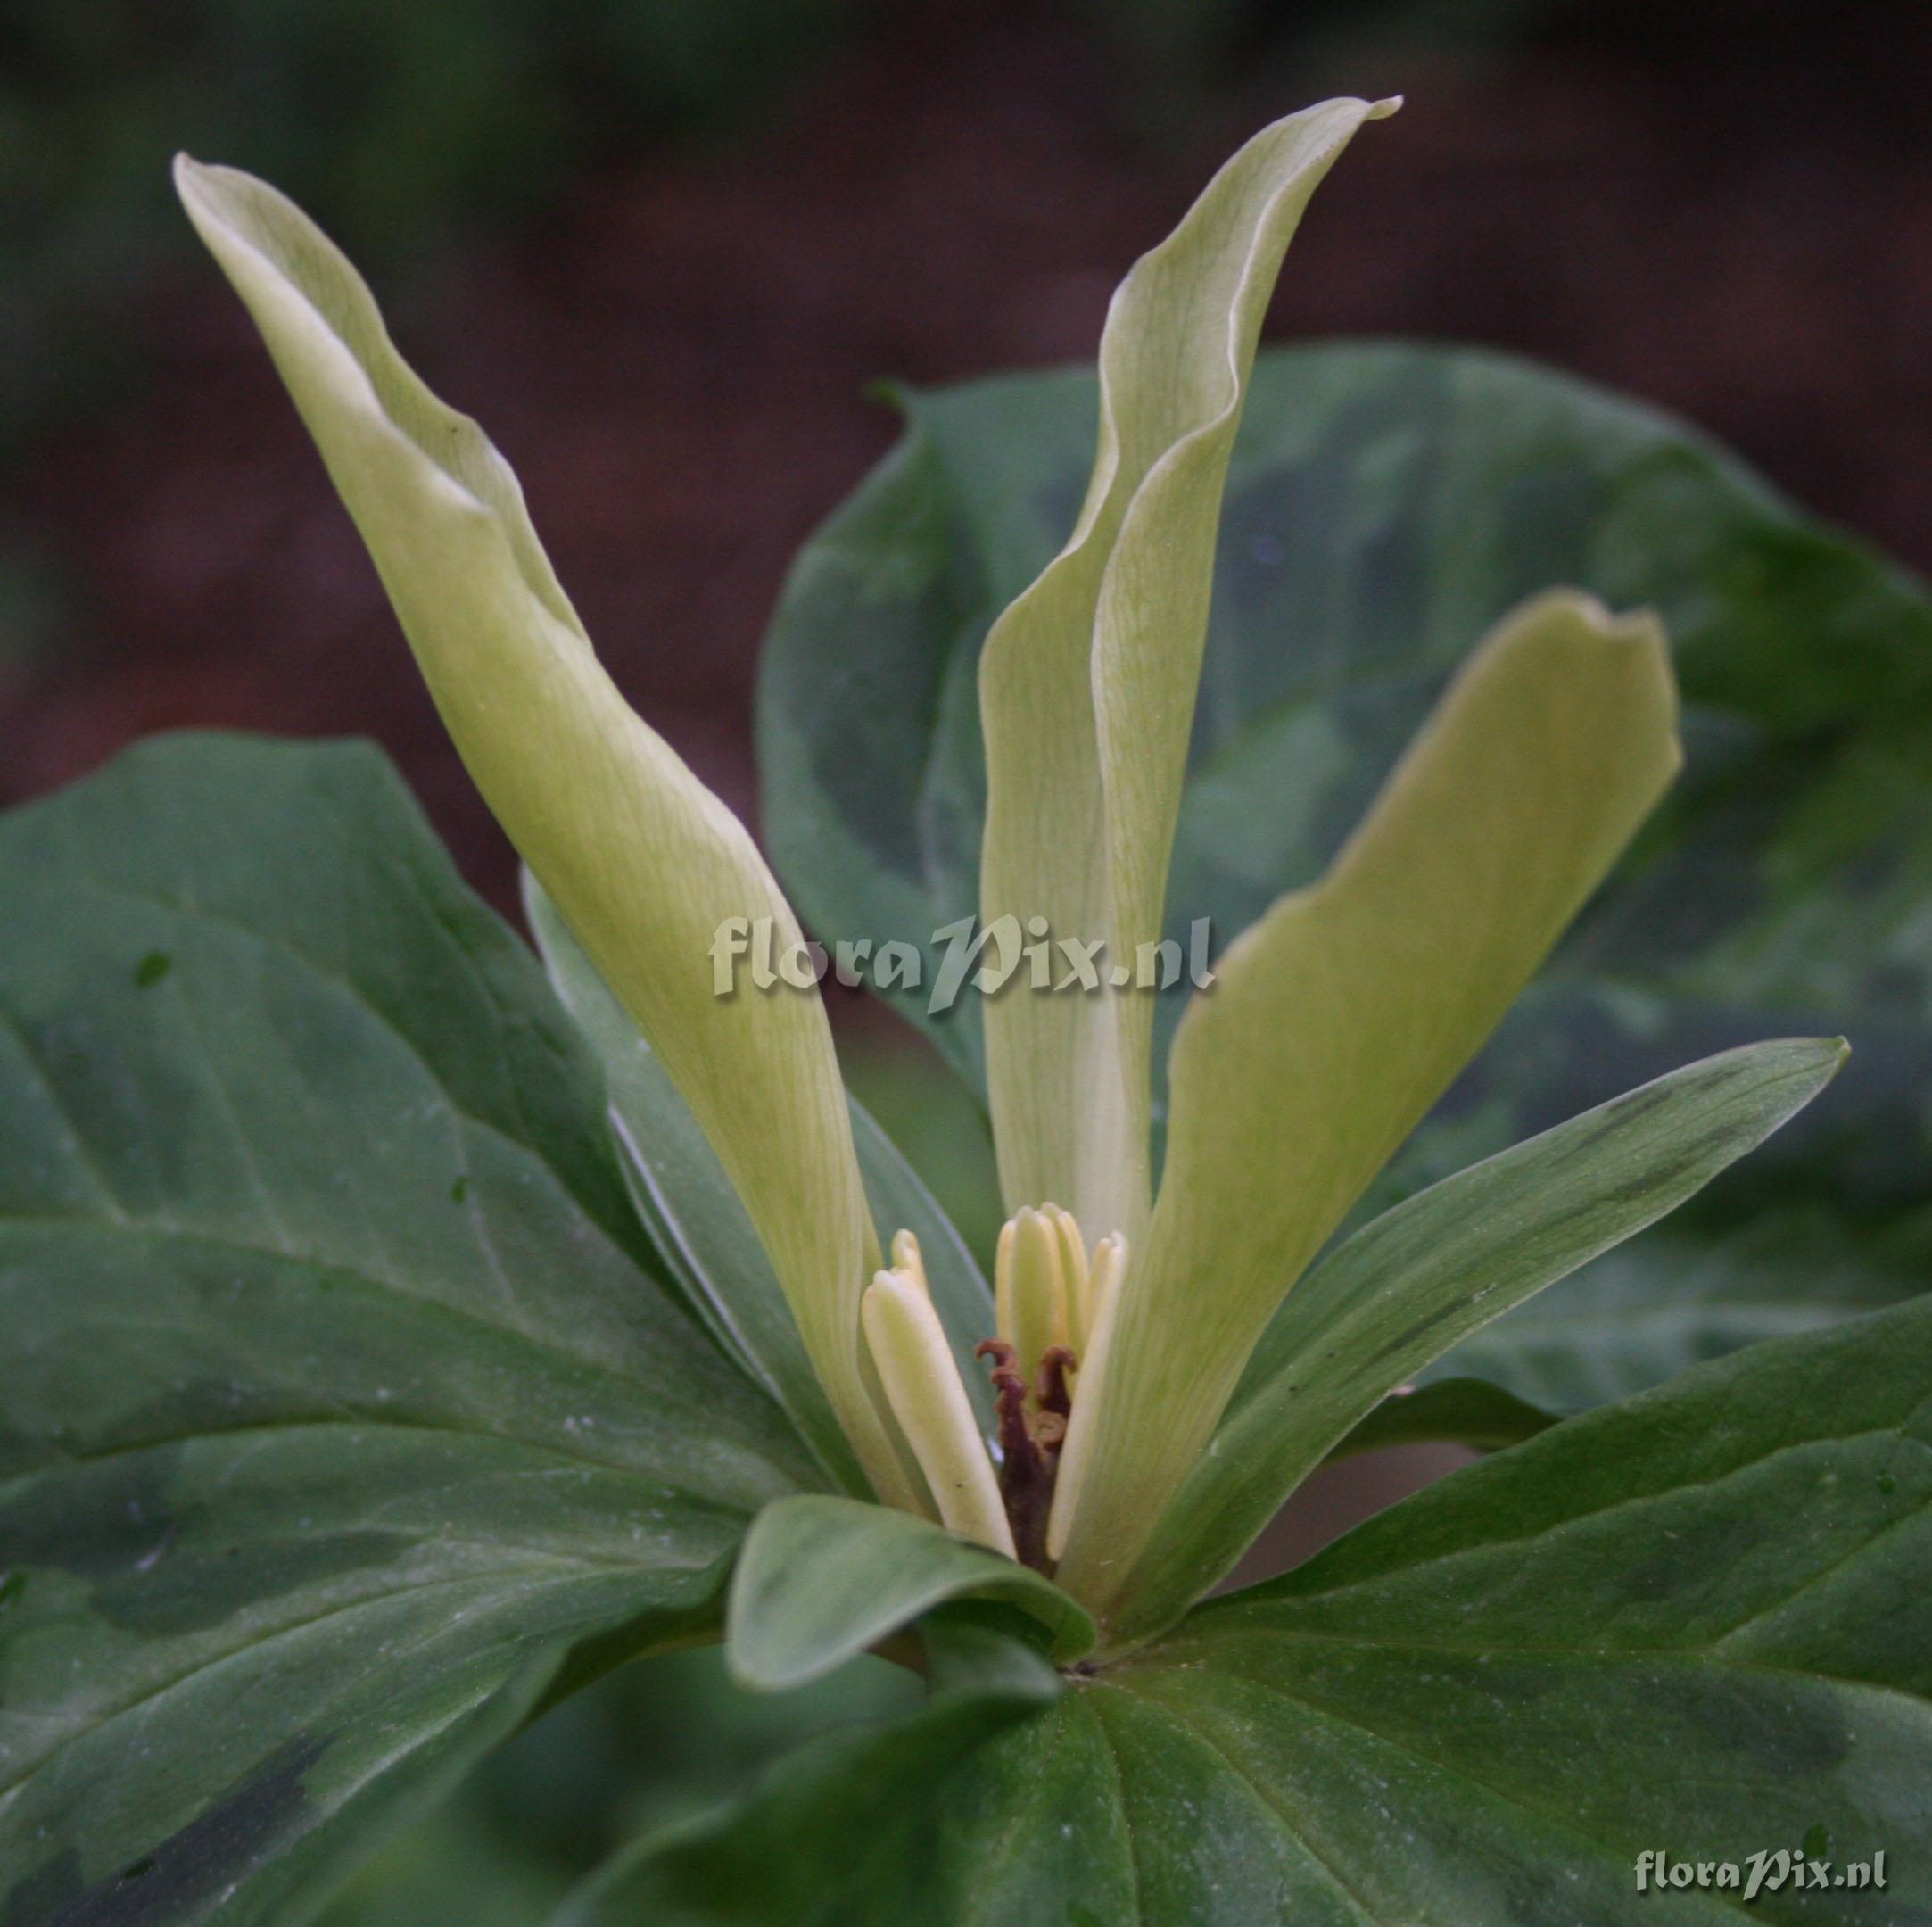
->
xmin=4 ymin=1 xmax=1929 ymax=1916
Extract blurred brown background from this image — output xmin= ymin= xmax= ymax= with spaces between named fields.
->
xmin=4 ymin=0 xmax=1929 ymax=1560
xmin=7 ymin=0 xmax=1930 ymax=884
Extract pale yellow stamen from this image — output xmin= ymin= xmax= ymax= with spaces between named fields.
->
xmin=890 ymin=1228 xmax=929 ymax=1295
xmin=865 ymin=1207 xmax=1125 ymax=1568
xmin=1044 ymin=1203 xmax=1090 ymax=1353
xmin=862 ymin=1266 xmax=1013 ymax=1556
xmin=995 ymin=1204 xmax=1072 ymax=1396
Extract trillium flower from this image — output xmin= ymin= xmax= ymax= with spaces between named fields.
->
xmin=178 ymin=96 xmax=1692 ymax=1642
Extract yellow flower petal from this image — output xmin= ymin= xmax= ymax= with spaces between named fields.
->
xmin=176 ymin=157 xmax=916 ymax=1510
xmin=1053 ymin=591 xmax=1680 ymax=1617
xmin=977 ymin=97 xmax=1397 ymax=1251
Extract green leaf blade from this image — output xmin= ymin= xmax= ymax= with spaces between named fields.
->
xmin=0 ymin=736 xmax=804 ymax=1924
xmin=1418 ymin=1184 xmax=1932 ymax=1421
xmin=554 ymin=1622 xmax=1064 ymax=1927
xmin=1105 ymin=1034 xmax=1847 ymax=1645
xmin=757 ymin=342 xmax=1932 ymax=1427
xmin=570 ymin=1293 xmax=1932 ymax=1922
xmin=726 ymin=1495 xmax=1094 ymax=1691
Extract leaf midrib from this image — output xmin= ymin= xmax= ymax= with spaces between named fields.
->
xmin=1112 ymin=1670 xmax=1756 ymax=1926
xmin=1145 ymin=1629 xmax=1932 ymax=1725
xmin=0 ymin=1559 xmax=699 ymax=1812
xmin=1205 ymin=1409 xmax=1932 ymax=1625
xmin=0 ymin=1407 xmax=758 ymax=1501
xmin=0 ymin=1212 xmax=803 ymax=1500
xmin=1087 ymin=1683 xmax=1385 ymax=1927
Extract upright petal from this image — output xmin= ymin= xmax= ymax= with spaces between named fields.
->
xmin=176 ymin=159 xmax=918 ymax=1510
xmin=1052 ymin=591 xmax=1681 ymax=1617
xmin=978 ymin=98 xmax=1397 ymax=1246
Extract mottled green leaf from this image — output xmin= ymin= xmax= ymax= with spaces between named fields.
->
xmin=726 ymin=1496 xmax=1094 ymax=1690
xmin=757 ymin=342 xmax=1932 ymax=1409
xmin=0 ymin=735 xmax=811 ymax=1926
xmin=570 ymin=1293 xmax=1932 ymax=1923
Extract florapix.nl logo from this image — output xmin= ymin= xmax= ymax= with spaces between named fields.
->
xmin=709 ymin=914 xmax=1216 ymax=1015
